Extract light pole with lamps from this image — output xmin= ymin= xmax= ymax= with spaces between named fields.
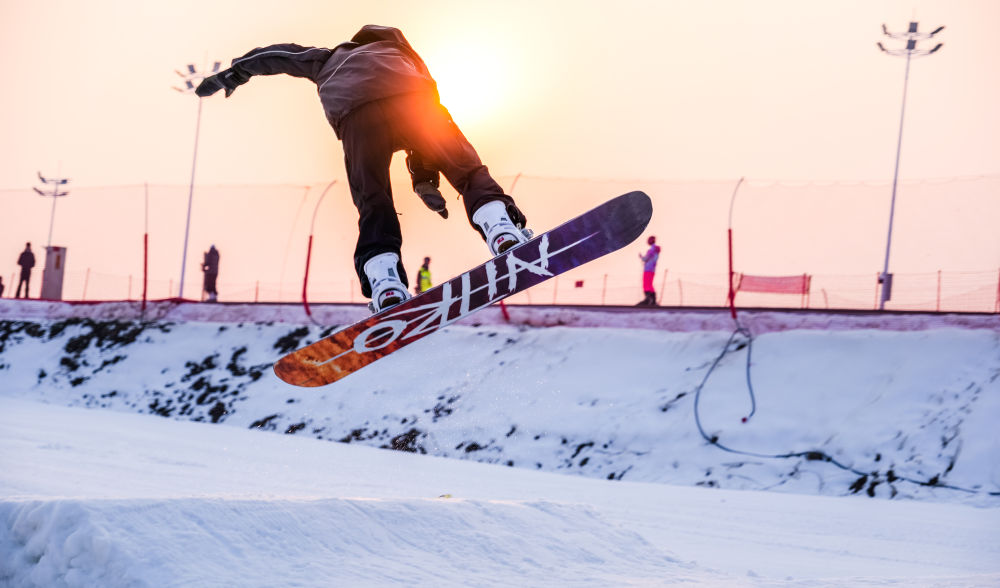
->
xmin=33 ymin=171 xmax=70 ymax=248
xmin=173 ymin=61 xmax=221 ymax=299
xmin=876 ymin=22 xmax=944 ymax=310
xmin=33 ymin=172 xmax=71 ymax=299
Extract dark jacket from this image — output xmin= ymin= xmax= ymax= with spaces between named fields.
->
xmin=17 ymin=250 xmax=35 ymax=272
xmin=229 ymin=25 xmax=438 ymax=136
xmin=202 ymin=247 xmax=220 ymax=274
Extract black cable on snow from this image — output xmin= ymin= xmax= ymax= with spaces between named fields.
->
xmin=691 ymin=320 xmax=997 ymax=496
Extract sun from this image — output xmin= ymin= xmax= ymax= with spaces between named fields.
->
xmin=421 ymin=38 xmax=510 ymax=126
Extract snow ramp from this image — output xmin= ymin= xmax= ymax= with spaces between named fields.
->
xmin=1 ymin=496 xmax=694 ymax=587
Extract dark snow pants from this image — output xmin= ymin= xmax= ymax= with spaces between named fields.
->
xmin=15 ymin=270 xmax=30 ymax=298
xmin=338 ymin=92 xmax=520 ymax=298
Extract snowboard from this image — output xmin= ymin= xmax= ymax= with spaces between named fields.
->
xmin=273 ymin=191 xmax=652 ymax=387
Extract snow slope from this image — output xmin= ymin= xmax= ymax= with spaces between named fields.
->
xmin=1 ymin=302 xmax=997 ymax=502
xmin=2 ymin=397 xmax=999 ymax=587
xmin=1 ymin=301 xmax=999 ymax=586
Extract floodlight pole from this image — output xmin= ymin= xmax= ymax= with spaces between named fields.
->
xmin=876 ymin=22 xmax=944 ymax=310
xmin=33 ymin=172 xmax=70 ymax=248
xmin=173 ymin=61 xmax=221 ymax=299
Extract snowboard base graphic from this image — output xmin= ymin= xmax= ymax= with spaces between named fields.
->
xmin=273 ymin=191 xmax=652 ymax=387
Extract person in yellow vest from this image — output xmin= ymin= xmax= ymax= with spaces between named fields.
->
xmin=415 ymin=257 xmax=432 ymax=294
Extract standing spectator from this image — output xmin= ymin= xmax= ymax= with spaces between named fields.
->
xmin=0 ymin=276 xmax=5 ymax=298
xmin=202 ymin=245 xmax=220 ymax=302
xmin=637 ymin=236 xmax=660 ymax=306
xmin=415 ymin=257 xmax=432 ymax=294
xmin=15 ymin=243 xmax=35 ymax=298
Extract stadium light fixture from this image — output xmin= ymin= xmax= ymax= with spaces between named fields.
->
xmin=876 ymin=22 xmax=944 ymax=310
xmin=34 ymin=172 xmax=71 ymax=248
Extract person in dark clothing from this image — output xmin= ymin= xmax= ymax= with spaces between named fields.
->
xmin=196 ymin=25 xmax=530 ymax=313
xmin=15 ymin=243 xmax=35 ymax=298
xmin=202 ymin=245 xmax=220 ymax=302
xmin=0 ymin=276 xmax=5 ymax=298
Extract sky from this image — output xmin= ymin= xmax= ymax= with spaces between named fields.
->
xmin=1 ymin=302 xmax=999 ymax=584
xmin=1 ymin=0 xmax=996 ymax=185
xmin=0 ymin=0 xmax=998 ymax=301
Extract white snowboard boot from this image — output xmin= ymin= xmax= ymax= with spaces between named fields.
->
xmin=472 ymin=200 xmax=532 ymax=257
xmin=364 ymin=252 xmax=410 ymax=313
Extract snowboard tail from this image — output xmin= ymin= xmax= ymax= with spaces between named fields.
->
xmin=274 ymin=191 xmax=652 ymax=387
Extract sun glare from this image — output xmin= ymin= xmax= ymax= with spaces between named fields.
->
xmin=422 ymin=39 xmax=509 ymax=125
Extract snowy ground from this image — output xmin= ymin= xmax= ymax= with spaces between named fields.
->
xmin=1 ymin=301 xmax=999 ymax=586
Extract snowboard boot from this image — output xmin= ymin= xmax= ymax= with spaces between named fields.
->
xmin=472 ymin=200 xmax=533 ymax=257
xmin=635 ymin=292 xmax=656 ymax=306
xmin=364 ymin=252 xmax=410 ymax=313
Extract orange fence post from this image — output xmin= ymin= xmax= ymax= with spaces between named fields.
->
xmin=936 ymin=270 xmax=942 ymax=312
xmin=995 ymin=268 xmax=1000 ymax=313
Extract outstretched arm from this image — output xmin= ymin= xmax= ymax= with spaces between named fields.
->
xmin=196 ymin=43 xmax=332 ymax=97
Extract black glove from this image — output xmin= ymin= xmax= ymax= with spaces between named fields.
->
xmin=405 ymin=150 xmax=446 ymax=218
xmin=195 ymin=67 xmax=250 ymax=98
xmin=414 ymin=182 xmax=448 ymax=219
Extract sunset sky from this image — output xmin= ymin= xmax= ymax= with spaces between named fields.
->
xmin=1 ymin=0 xmax=997 ymax=302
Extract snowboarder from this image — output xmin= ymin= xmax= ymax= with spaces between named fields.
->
xmin=202 ymin=245 xmax=220 ymax=302
xmin=15 ymin=242 xmax=35 ymax=299
xmin=415 ymin=257 xmax=432 ymax=294
xmin=637 ymin=236 xmax=660 ymax=306
xmin=196 ymin=25 xmax=531 ymax=313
